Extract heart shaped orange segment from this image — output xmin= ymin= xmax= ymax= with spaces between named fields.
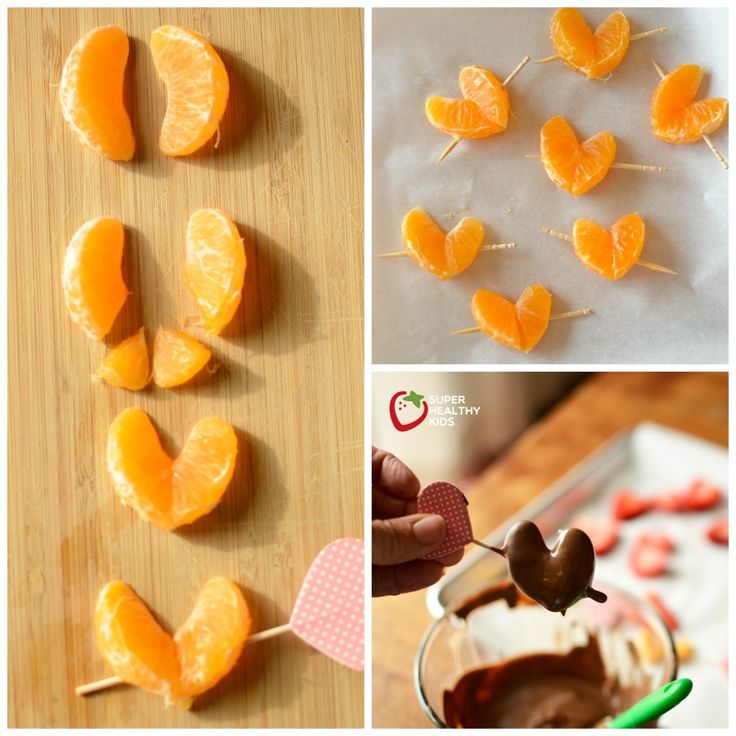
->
xmin=425 ymin=66 xmax=509 ymax=139
xmin=652 ymin=64 xmax=728 ymax=143
xmin=551 ymin=9 xmax=630 ymax=79
xmin=402 ymin=207 xmax=483 ymax=279
xmin=540 ymin=116 xmax=616 ymax=195
xmin=573 ymin=213 xmax=645 ymax=280
xmin=107 ymin=407 xmax=237 ymax=530
xmin=471 ymin=284 xmax=552 ymax=353
xmin=97 ymin=328 xmax=150 ymax=390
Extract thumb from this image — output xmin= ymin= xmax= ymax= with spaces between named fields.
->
xmin=372 ymin=514 xmax=447 ymax=565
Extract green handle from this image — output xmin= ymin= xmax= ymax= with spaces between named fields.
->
xmin=608 ymin=678 xmax=692 ymax=728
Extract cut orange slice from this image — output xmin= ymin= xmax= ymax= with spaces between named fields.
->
xmin=62 ymin=217 xmax=128 ymax=340
xmin=59 ymin=26 xmax=135 ymax=161
xmin=107 ymin=407 xmax=237 ymax=530
xmin=651 ymin=64 xmax=728 ymax=143
xmin=573 ymin=213 xmax=645 ymax=280
xmin=550 ymin=9 xmax=630 ymax=79
xmin=185 ymin=208 xmax=246 ymax=334
xmin=540 ymin=116 xmax=616 ymax=195
xmin=96 ymin=328 xmax=150 ymax=390
xmin=425 ymin=66 xmax=509 ymax=139
xmin=471 ymin=285 xmax=552 ymax=353
xmin=401 ymin=207 xmax=484 ymax=279
xmin=153 ymin=328 xmax=212 ymax=388
xmin=151 ymin=25 xmax=229 ymax=156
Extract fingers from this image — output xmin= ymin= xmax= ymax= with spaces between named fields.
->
xmin=372 ymin=560 xmax=445 ymax=597
xmin=432 ymin=548 xmax=464 ymax=567
xmin=372 ymin=514 xmax=446 ymax=566
xmin=372 ymin=447 xmax=420 ymax=499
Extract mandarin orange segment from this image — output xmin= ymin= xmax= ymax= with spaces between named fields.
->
xmin=175 ymin=577 xmax=250 ymax=697
xmin=153 ymin=328 xmax=212 ymax=388
xmin=62 ymin=217 xmax=128 ymax=340
xmin=107 ymin=407 xmax=237 ymax=530
xmin=401 ymin=207 xmax=483 ymax=280
xmin=550 ymin=9 xmax=630 ymax=79
xmin=151 ymin=25 xmax=229 ymax=156
xmin=96 ymin=328 xmax=150 ymax=390
xmin=59 ymin=26 xmax=135 ymax=161
xmin=185 ymin=208 xmax=246 ymax=334
xmin=540 ymin=116 xmax=616 ymax=195
xmin=471 ymin=285 xmax=552 ymax=353
xmin=573 ymin=213 xmax=645 ymax=280
xmin=651 ymin=64 xmax=728 ymax=143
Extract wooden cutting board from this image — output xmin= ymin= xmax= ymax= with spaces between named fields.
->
xmin=8 ymin=8 xmax=363 ymax=728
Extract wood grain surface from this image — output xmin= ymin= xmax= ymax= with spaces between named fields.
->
xmin=372 ymin=372 xmax=727 ymax=728
xmin=8 ymin=7 xmax=363 ymax=728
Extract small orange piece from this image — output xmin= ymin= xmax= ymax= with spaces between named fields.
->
xmin=401 ymin=207 xmax=484 ymax=279
xmin=573 ymin=213 xmax=645 ymax=280
xmin=540 ymin=116 xmax=616 ymax=195
xmin=151 ymin=25 xmax=229 ymax=156
xmin=153 ymin=328 xmax=212 ymax=388
xmin=471 ymin=285 xmax=552 ymax=353
xmin=651 ymin=64 xmax=728 ymax=143
xmin=425 ymin=66 xmax=510 ymax=139
xmin=107 ymin=407 xmax=237 ymax=530
xmin=62 ymin=217 xmax=128 ymax=340
xmin=185 ymin=208 xmax=246 ymax=334
xmin=550 ymin=9 xmax=630 ymax=79
xmin=96 ymin=328 xmax=150 ymax=390
xmin=59 ymin=26 xmax=135 ymax=161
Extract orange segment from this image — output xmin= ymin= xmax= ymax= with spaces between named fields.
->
xmin=573 ymin=213 xmax=645 ymax=280
xmin=425 ymin=66 xmax=509 ymax=139
xmin=540 ymin=116 xmax=616 ymax=195
xmin=62 ymin=217 xmax=128 ymax=340
xmin=651 ymin=64 xmax=728 ymax=143
xmin=185 ymin=208 xmax=246 ymax=334
xmin=106 ymin=407 xmax=237 ymax=530
xmin=175 ymin=578 xmax=250 ymax=697
xmin=153 ymin=328 xmax=211 ymax=388
xmin=96 ymin=328 xmax=150 ymax=390
xmin=94 ymin=581 xmax=185 ymax=706
xmin=59 ymin=26 xmax=134 ymax=161
xmin=550 ymin=9 xmax=630 ymax=79
xmin=151 ymin=25 xmax=229 ymax=156
xmin=401 ymin=207 xmax=484 ymax=280
xmin=471 ymin=285 xmax=552 ymax=353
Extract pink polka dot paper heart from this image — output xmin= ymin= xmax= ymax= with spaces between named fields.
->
xmin=417 ymin=481 xmax=474 ymax=560
xmin=289 ymin=537 xmax=364 ymax=671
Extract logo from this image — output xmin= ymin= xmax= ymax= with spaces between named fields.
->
xmin=389 ymin=390 xmax=429 ymax=432
xmin=388 ymin=389 xmax=481 ymax=431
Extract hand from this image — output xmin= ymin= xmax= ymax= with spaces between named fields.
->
xmin=372 ymin=447 xmax=463 ymax=596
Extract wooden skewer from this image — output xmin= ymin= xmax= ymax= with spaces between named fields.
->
xmin=651 ymin=58 xmax=728 ymax=170
xmin=536 ymin=26 xmax=668 ymax=64
xmin=378 ymin=242 xmax=516 ymax=259
xmin=437 ymin=55 xmax=531 ymax=164
xmin=451 ymin=308 xmax=592 ymax=336
xmin=541 ymin=226 xmax=677 ymax=274
xmin=75 ymin=623 xmax=293 ymax=697
xmin=526 ymin=153 xmax=666 ymax=173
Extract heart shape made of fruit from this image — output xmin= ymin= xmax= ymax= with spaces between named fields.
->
xmin=540 ymin=116 xmax=616 ymax=195
xmin=417 ymin=482 xmax=474 ymax=559
xmin=471 ymin=284 xmax=552 ymax=353
xmin=495 ymin=520 xmax=607 ymax=614
xmin=425 ymin=66 xmax=510 ymax=139
xmin=94 ymin=577 xmax=250 ymax=708
xmin=289 ymin=538 xmax=364 ymax=671
xmin=550 ymin=9 xmax=631 ymax=79
xmin=573 ymin=212 xmax=645 ymax=280
xmin=401 ymin=207 xmax=484 ymax=279
xmin=106 ymin=407 xmax=237 ymax=530
xmin=651 ymin=63 xmax=728 ymax=144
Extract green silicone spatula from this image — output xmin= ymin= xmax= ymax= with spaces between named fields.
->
xmin=606 ymin=678 xmax=693 ymax=728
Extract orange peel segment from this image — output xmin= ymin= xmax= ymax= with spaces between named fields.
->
xmin=573 ymin=213 xmax=645 ymax=280
xmin=153 ymin=328 xmax=212 ymax=388
xmin=96 ymin=328 xmax=150 ymax=390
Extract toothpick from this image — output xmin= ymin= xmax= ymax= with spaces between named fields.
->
xmin=535 ymin=26 xmax=667 ymax=65
xmin=378 ymin=242 xmax=516 ymax=259
xmin=652 ymin=58 xmax=728 ymax=170
xmin=473 ymin=538 xmax=505 ymax=555
xmin=541 ymin=225 xmax=676 ymax=275
xmin=451 ymin=308 xmax=591 ymax=336
xmin=437 ymin=55 xmax=530 ymax=164
xmin=526 ymin=154 xmax=666 ymax=173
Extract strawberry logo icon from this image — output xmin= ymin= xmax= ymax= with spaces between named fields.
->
xmin=389 ymin=390 xmax=428 ymax=432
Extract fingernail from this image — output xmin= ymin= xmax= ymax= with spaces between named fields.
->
xmin=413 ymin=515 xmax=446 ymax=545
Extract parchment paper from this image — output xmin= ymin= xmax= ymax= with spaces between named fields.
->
xmin=372 ymin=8 xmax=728 ymax=364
